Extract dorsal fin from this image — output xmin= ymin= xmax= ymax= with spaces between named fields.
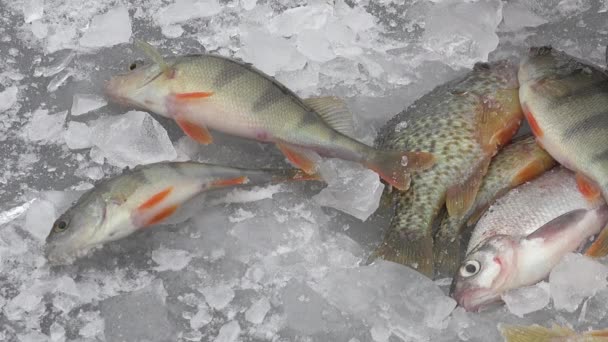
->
xmin=134 ymin=39 xmax=172 ymax=75
xmin=303 ymin=96 xmax=354 ymax=137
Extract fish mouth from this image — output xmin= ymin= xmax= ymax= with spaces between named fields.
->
xmin=103 ymin=78 xmax=134 ymax=107
xmin=453 ymin=288 xmax=501 ymax=312
xmin=44 ymin=241 xmax=94 ymax=265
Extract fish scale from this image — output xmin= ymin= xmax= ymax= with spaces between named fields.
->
xmin=374 ymin=60 xmax=522 ymax=276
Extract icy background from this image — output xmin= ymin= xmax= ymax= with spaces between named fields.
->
xmin=1 ymin=0 xmax=608 ymax=341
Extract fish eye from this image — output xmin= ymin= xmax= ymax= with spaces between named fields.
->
xmin=460 ymin=260 xmax=481 ymax=278
xmin=53 ymin=219 xmax=69 ymax=233
xmin=128 ymin=60 xmax=144 ymax=71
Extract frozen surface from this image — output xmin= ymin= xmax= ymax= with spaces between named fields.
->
xmin=502 ymin=282 xmax=551 ymax=317
xmin=1 ymin=0 xmax=608 ymax=341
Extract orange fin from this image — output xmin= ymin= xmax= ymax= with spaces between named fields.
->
xmin=174 ymin=92 xmax=214 ymax=100
xmin=272 ymin=169 xmax=322 ymax=182
xmin=586 ymin=224 xmax=608 ymax=258
xmin=366 ymin=151 xmax=435 ymax=191
xmin=476 ymin=90 xmax=522 ymax=151
xmin=446 ymin=157 xmax=491 ymax=217
xmin=176 ymin=118 xmax=213 ymax=145
xmin=523 ymin=104 xmax=544 ymax=138
xmin=276 ymin=143 xmax=319 ymax=174
xmin=138 ymin=187 xmax=173 ymax=211
xmin=144 ymin=205 xmax=178 ymax=227
xmin=511 ymin=157 xmax=556 ymax=186
xmin=211 ymin=176 xmax=249 ymax=188
xmin=575 ymin=173 xmax=603 ymax=207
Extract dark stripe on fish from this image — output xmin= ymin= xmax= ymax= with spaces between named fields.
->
xmin=563 ymin=110 xmax=608 ymax=138
xmin=552 ymin=78 xmax=608 ymax=105
xmin=213 ymin=64 xmax=246 ymax=89
xmin=593 ymin=148 xmax=608 ymax=163
xmin=297 ymin=112 xmax=320 ymax=129
xmin=253 ymin=85 xmax=283 ymax=112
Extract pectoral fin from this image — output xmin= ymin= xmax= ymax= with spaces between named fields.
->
xmin=445 ymin=157 xmax=491 ymax=217
xmin=585 ymin=224 xmax=608 ymax=258
xmin=575 ymin=173 xmax=603 ymax=207
xmin=176 ymin=118 xmax=213 ymax=145
xmin=276 ymin=142 xmax=319 ymax=174
xmin=525 ymin=209 xmax=587 ymax=241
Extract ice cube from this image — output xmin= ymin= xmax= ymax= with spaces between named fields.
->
xmin=79 ymin=6 xmax=132 ymax=48
xmin=241 ymin=0 xmax=257 ymax=11
xmin=70 ymin=94 xmax=107 ymax=116
xmin=101 ymin=280 xmax=175 ymax=341
xmin=245 ymin=296 xmax=271 ymax=324
xmin=50 ymin=322 xmax=66 ymax=342
xmin=151 ymin=246 xmax=193 ymax=272
xmin=200 ymin=284 xmax=235 ymax=310
xmin=296 ymin=29 xmax=335 ymax=62
xmin=502 ymin=281 xmax=550 ymax=317
xmin=161 ymin=24 xmax=184 ymax=38
xmin=155 ymin=0 xmax=222 ymax=27
xmin=0 ymin=86 xmax=19 ymax=113
xmin=268 ymin=4 xmax=331 ymax=37
xmin=78 ymin=311 xmax=105 ymax=339
xmin=64 ymin=121 xmax=93 ymax=150
xmin=31 ymin=21 xmax=48 ymax=39
xmin=214 ymin=320 xmax=241 ymax=342
xmin=22 ymin=109 xmax=67 ymax=143
xmin=500 ymin=2 xmax=548 ymax=32
xmin=24 ymin=198 xmax=56 ymax=241
xmin=237 ymin=28 xmax=306 ymax=76
xmin=91 ymin=111 xmax=177 ymax=168
xmin=312 ymin=159 xmax=384 ymax=221
xmin=190 ymin=305 xmax=212 ymax=330
xmin=45 ymin=25 xmax=76 ymax=53
xmin=550 ymin=253 xmax=608 ymax=312
xmin=23 ymin=0 xmax=44 ymax=23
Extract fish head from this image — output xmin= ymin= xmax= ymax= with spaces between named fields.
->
xmin=519 ymin=46 xmax=586 ymax=85
xmin=468 ymin=60 xmax=520 ymax=90
xmin=451 ymin=235 xmax=518 ymax=312
xmin=45 ymin=192 xmax=107 ymax=263
xmin=104 ymin=59 xmax=174 ymax=115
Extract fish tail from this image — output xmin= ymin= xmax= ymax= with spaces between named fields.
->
xmin=365 ymin=150 xmax=435 ymax=191
xmin=499 ymin=323 xmax=608 ymax=342
xmin=433 ymin=233 xmax=462 ymax=279
xmin=371 ymin=234 xmax=434 ymax=277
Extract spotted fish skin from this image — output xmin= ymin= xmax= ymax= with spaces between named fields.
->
xmin=44 ymin=162 xmax=315 ymax=262
xmin=433 ymin=135 xmax=555 ymax=277
xmin=519 ymin=46 xmax=608 ymax=203
xmin=104 ymin=44 xmax=435 ymax=190
xmin=373 ymin=60 xmax=523 ymax=276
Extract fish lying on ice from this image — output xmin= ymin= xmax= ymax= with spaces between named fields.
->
xmin=451 ymin=167 xmax=608 ymax=312
xmin=434 ymin=135 xmax=555 ymax=277
xmin=373 ymin=60 xmax=523 ymax=276
xmin=103 ymin=40 xmax=435 ymax=191
xmin=499 ymin=323 xmax=608 ymax=342
xmin=45 ymin=162 xmax=317 ymax=262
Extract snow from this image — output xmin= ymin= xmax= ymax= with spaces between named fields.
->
xmin=502 ymin=282 xmax=551 ymax=317
xmin=313 ymin=159 xmax=384 ymax=221
xmin=70 ymin=93 xmax=107 ymax=116
xmin=79 ymin=6 xmax=132 ymax=48
xmin=549 ymin=253 xmax=608 ymax=312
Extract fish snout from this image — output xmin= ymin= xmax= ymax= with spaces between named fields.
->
xmin=452 ymin=286 xmax=500 ymax=312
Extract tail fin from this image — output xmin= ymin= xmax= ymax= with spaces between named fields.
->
xmin=370 ymin=234 xmax=434 ymax=277
xmin=499 ymin=323 xmax=608 ymax=342
xmin=271 ymin=169 xmax=322 ymax=183
xmin=366 ymin=151 xmax=435 ymax=191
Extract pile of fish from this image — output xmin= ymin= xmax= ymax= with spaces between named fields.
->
xmin=43 ymin=40 xmax=608 ymax=339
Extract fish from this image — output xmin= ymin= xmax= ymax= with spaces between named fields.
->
xmin=103 ymin=40 xmax=435 ymax=191
xmin=519 ymin=46 xmax=608 ymax=207
xmin=451 ymin=167 xmax=608 ymax=312
xmin=499 ymin=323 xmax=608 ymax=342
xmin=44 ymin=162 xmax=318 ymax=262
xmin=372 ymin=60 xmax=523 ymax=276
xmin=433 ymin=135 xmax=556 ymax=277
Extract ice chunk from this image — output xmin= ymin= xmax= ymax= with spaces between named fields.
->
xmin=550 ymin=253 xmax=608 ymax=312
xmin=0 ymin=86 xmax=19 ymax=113
xmin=151 ymin=246 xmax=193 ymax=271
xmin=281 ymin=281 xmax=332 ymax=334
xmin=241 ymin=0 xmax=257 ymax=11
xmin=502 ymin=281 xmax=550 ymax=317
xmin=313 ymin=159 xmax=384 ymax=221
xmin=161 ymin=24 xmax=184 ymax=38
xmin=268 ymin=4 xmax=331 ymax=37
xmin=214 ymin=320 xmax=240 ymax=342
xmin=79 ymin=311 xmax=105 ymax=339
xmin=155 ymin=0 xmax=222 ymax=27
xmin=70 ymin=94 xmax=106 ymax=116
xmin=237 ymin=28 xmax=306 ymax=76
xmin=24 ymin=198 xmax=56 ymax=241
xmin=101 ymin=280 xmax=175 ymax=341
xmin=190 ymin=305 xmax=212 ymax=329
xmin=46 ymin=25 xmax=76 ymax=53
xmin=296 ymin=29 xmax=335 ymax=63
xmin=50 ymin=322 xmax=66 ymax=342
xmin=22 ymin=109 xmax=67 ymax=143
xmin=31 ymin=21 xmax=48 ymax=39
xmin=47 ymin=70 xmax=72 ymax=92
xmin=79 ymin=6 xmax=132 ymax=48
xmin=91 ymin=111 xmax=177 ymax=168
xmin=200 ymin=284 xmax=235 ymax=310
xmin=500 ymin=2 xmax=548 ymax=32
xmin=23 ymin=0 xmax=44 ymax=23
xmin=245 ymin=297 xmax=271 ymax=324
xmin=64 ymin=121 xmax=93 ymax=150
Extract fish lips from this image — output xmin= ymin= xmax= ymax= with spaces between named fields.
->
xmin=452 ymin=286 xmax=501 ymax=312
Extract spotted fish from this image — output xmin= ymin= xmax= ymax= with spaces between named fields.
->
xmin=373 ymin=60 xmax=523 ymax=276
xmin=103 ymin=40 xmax=435 ymax=191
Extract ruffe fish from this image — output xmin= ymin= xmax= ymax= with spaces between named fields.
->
xmin=103 ymin=40 xmax=435 ymax=191
xmin=451 ymin=168 xmax=608 ymax=312
xmin=373 ymin=60 xmax=523 ymax=276
xmin=434 ymin=135 xmax=555 ymax=277
xmin=45 ymin=162 xmax=317 ymax=262
xmin=519 ymin=46 xmax=608 ymax=205
xmin=499 ymin=323 xmax=608 ymax=342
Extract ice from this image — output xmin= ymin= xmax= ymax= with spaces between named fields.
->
xmin=241 ymin=0 xmax=257 ymax=11
xmin=151 ymin=246 xmax=193 ymax=271
xmin=190 ymin=305 xmax=212 ymax=329
xmin=79 ymin=6 xmax=132 ymax=49
xmin=23 ymin=0 xmax=44 ymax=23
xmin=237 ymin=28 xmax=306 ymax=76
xmin=47 ymin=70 xmax=72 ymax=92
xmin=313 ymin=159 xmax=384 ymax=221
xmin=101 ymin=280 xmax=175 ymax=341
xmin=296 ymin=29 xmax=336 ymax=62
xmin=214 ymin=320 xmax=241 ymax=342
xmin=91 ymin=111 xmax=177 ymax=168
xmin=245 ymin=296 xmax=271 ymax=324
xmin=23 ymin=198 xmax=56 ymax=241
xmin=30 ymin=21 xmax=48 ymax=39
xmin=22 ymin=109 xmax=67 ymax=143
xmin=0 ymin=86 xmax=19 ymax=113
xmin=64 ymin=121 xmax=93 ymax=150
xmin=49 ymin=322 xmax=66 ymax=342
xmin=200 ymin=284 xmax=235 ymax=310
xmin=549 ymin=253 xmax=608 ymax=312
xmin=70 ymin=93 xmax=107 ymax=116
xmin=502 ymin=281 xmax=550 ymax=317
xmin=267 ymin=4 xmax=331 ymax=36
xmin=500 ymin=2 xmax=548 ymax=32
xmin=155 ymin=0 xmax=222 ymax=27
